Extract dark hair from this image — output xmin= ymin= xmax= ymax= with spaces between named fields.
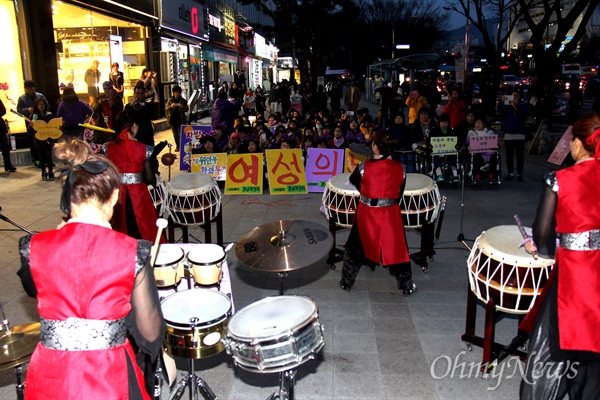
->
xmin=217 ymin=90 xmax=228 ymax=100
xmin=140 ymin=68 xmax=149 ymax=79
xmin=54 ymin=140 xmax=120 ymax=208
xmin=134 ymin=83 xmax=145 ymax=93
xmin=172 ymin=85 xmax=182 ymax=93
xmin=112 ymin=62 xmax=119 ymax=68
xmin=33 ymin=98 xmax=48 ymax=118
xmin=62 ymin=87 xmax=78 ymax=103
xmin=115 ymin=110 xmax=136 ymax=136
xmin=372 ymin=128 xmax=398 ymax=157
xmin=24 ymin=80 xmax=36 ymax=88
xmin=439 ymin=113 xmax=451 ymax=124
xmin=474 ymin=113 xmax=487 ymax=124
xmin=572 ymin=112 xmax=600 ymax=156
xmin=417 ymin=107 xmax=431 ymax=117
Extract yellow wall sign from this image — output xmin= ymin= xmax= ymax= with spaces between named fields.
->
xmin=225 ymin=153 xmax=264 ymax=195
xmin=265 ymin=149 xmax=307 ymax=195
xmin=190 ymin=153 xmax=228 ymax=180
xmin=344 ymin=148 xmax=367 ymax=173
xmin=32 ymin=118 xmax=63 ymax=140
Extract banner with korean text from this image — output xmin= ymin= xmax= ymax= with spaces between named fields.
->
xmin=190 ymin=153 xmax=228 ymax=180
xmin=430 ymin=136 xmax=458 ymax=155
xmin=344 ymin=148 xmax=368 ymax=173
xmin=305 ymin=148 xmax=344 ymax=192
xmin=225 ymin=153 xmax=264 ymax=195
xmin=265 ymin=149 xmax=308 ymax=195
xmin=179 ymin=125 xmax=212 ymax=170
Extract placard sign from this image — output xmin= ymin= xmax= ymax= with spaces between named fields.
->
xmin=431 ymin=136 xmax=458 ymax=155
xmin=190 ymin=153 xmax=227 ymax=180
xmin=305 ymin=148 xmax=344 ymax=192
xmin=265 ymin=149 xmax=308 ymax=195
xmin=469 ymin=134 xmax=498 ymax=153
xmin=548 ymin=126 xmax=573 ymax=165
xmin=32 ymin=117 xmax=63 ymax=140
xmin=180 ymin=125 xmax=212 ymax=170
xmin=344 ymin=148 xmax=368 ymax=172
xmin=225 ymin=153 xmax=264 ymax=195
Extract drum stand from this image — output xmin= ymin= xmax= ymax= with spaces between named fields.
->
xmin=461 ymin=288 xmax=528 ymax=379
xmin=326 ymin=221 xmax=345 ymax=269
xmin=266 ymin=369 xmax=296 ymax=400
xmin=167 ymin=210 xmax=224 ymax=246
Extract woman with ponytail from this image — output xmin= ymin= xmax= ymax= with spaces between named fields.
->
xmin=520 ymin=112 xmax=600 ymax=399
xmin=17 ymin=140 xmax=165 ymax=399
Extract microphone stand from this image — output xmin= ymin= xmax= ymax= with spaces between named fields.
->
xmin=0 ymin=213 xmax=35 ymax=235
xmin=457 ymin=151 xmax=472 ymax=251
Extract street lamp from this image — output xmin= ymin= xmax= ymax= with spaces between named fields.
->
xmin=444 ymin=2 xmax=470 ymax=84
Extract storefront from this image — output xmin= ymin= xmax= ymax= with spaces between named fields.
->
xmin=250 ymin=33 xmax=278 ymax=91
xmin=204 ymin=7 xmax=238 ymax=90
xmin=158 ymin=0 xmax=209 ymax=115
xmin=52 ymin=1 xmax=157 ymax=105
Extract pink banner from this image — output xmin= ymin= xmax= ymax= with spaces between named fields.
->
xmin=305 ymin=148 xmax=344 ymax=193
xmin=469 ymin=134 xmax=498 ymax=153
xmin=548 ymin=126 xmax=573 ymax=165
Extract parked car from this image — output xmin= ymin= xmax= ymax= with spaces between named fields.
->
xmin=500 ymin=74 xmax=518 ymax=88
xmin=553 ymin=74 xmax=582 ymax=92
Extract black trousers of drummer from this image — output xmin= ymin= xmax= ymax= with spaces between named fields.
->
xmin=341 ymin=222 xmax=414 ymax=290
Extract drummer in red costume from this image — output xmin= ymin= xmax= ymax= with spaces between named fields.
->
xmin=520 ymin=112 xmax=600 ymax=399
xmin=103 ymin=110 xmax=165 ymax=243
xmin=17 ymin=139 xmax=165 ymax=399
xmin=340 ymin=128 xmax=417 ymax=294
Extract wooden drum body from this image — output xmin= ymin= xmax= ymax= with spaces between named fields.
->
xmin=467 ymin=225 xmax=554 ymax=314
xmin=187 ymin=244 xmax=226 ymax=286
xmin=153 ymin=245 xmax=186 ymax=288
xmin=400 ymin=173 xmax=441 ymax=228
xmin=166 ymin=173 xmax=222 ymax=226
xmin=322 ymin=173 xmax=359 ymax=228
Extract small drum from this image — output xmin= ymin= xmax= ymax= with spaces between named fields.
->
xmin=148 ymin=174 xmax=167 ymax=217
xmin=154 ymin=245 xmax=186 ymax=288
xmin=187 ymin=244 xmax=226 ymax=286
xmin=224 ymin=295 xmax=324 ymax=373
xmin=400 ymin=173 xmax=441 ymax=228
xmin=162 ymin=290 xmax=232 ymax=359
xmin=467 ymin=225 xmax=554 ymax=314
xmin=321 ymin=173 xmax=359 ymax=228
xmin=166 ymin=173 xmax=222 ymax=226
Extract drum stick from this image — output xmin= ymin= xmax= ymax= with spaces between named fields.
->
xmin=10 ymin=109 xmax=32 ymax=122
xmin=150 ymin=218 xmax=168 ymax=266
xmin=78 ymin=123 xmax=116 ymax=134
xmin=514 ymin=214 xmax=538 ymax=260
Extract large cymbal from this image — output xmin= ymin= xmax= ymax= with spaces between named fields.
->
xmin=235 ymin=220 xmax=333 ymax=272
xmin=0 ymin=322 xmax=40 ymax=371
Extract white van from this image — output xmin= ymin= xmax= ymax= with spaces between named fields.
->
xmin=562 ymin=63 xmax=581 ymax=76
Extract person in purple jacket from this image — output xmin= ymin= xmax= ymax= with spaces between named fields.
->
xmin=211 ymin=90 xmax=237 ymax=135
xmin=56 ymin=87 xmax=93 ymax=140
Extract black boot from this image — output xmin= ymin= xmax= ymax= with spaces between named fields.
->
xmin=340 ymin=244 xmax=364 ymax=290
xmin=390 ymin=262 xmax=418 ymax=295
xmin=41 ymin=171 xmax=48 ymax=181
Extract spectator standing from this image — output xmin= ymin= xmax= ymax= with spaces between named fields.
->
xmin=96 ymin=81 xmax=124 ymax=135
xmin=125 ymin=84 xmax=156 ymax=147
xmin=314 ymin=84 xmax=328 ymax=114
xmin=0 ymin=98 xmax=17 ymax=172
xmin=150 ymin=71 xmax=161 ymax=118
xmin=329 ymin=81 xmax=343 ymax=113
xmin=211 ymin=91 xmax=237 ymax=135
xmin=497 ymin=91 xmax=530 ymax=182
xmin=255 ymin=86 xmax=267 ymax=117
xmin=300 ymin=82 xmax=314 ymax=118
xmin=268 ymin=83 xmax=280 ymax=115
xmin=279 ymin=81 xmax=292 ymax=117
xmin=243 ymin=87 xmax=256 ymax=115
xmin=344 ymin=80 xmax=361 ymax=112
xmin=234 ymin=68 xmax=246 ymax=87
xmin=56 ymin=87 xmax=93 ymax=140
xmin=84 ymin=60 xmax=101 ymax=105
xmin=31 ymin=98 xmax=55 ymax=181
xmin=442 ymin=89 xmax=467 ymax=129
xmin=405 ymin=90 xmax=428 ymax=125
xmin=17 ymin=80 xmax=49 ymax=167
xmin=109 ymin=62 xmax=125 ymax=101
xmin=165 ymin=85 xmax=189 ymax=151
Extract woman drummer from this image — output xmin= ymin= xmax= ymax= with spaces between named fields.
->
xmin=17 ymin=139 xmax=165 ymax=399
xmin=520 ymin=112 xmax=600 ymax=399
xmin=340 ymin=128 xmax=417 ymax=294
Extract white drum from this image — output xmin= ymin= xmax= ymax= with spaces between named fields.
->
xmin=224 ymin=295 xmax=324 ymax=373
xmin=148 ymin=174 xmax=167 ymax=217
xmin=162 ymin=290 xmax=232 ymax=359
xmin=166 ymin=173 xmax=222 ymax=226
xmin=321 ymin=173 xmax=359 ymax=228
xmin=153 ymin=245 xmax=185 ymax=288
xmin=467 ymin=225 xmax=554 ymax=314
xmin=400 ymin=173 xmax=442 ymax=228
xmin=187 ymin=244 xmax=226 ymax=286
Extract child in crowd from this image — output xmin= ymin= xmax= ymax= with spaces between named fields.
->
xmin=32 ymin=98 xmax=55 ymax=181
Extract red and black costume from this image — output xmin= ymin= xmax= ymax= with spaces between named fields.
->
xmin=340 ymin=156 xmax=414 ymax=291
xmin=17 ymin=222 xmax=165 ymax=399
xmin=520 ymin=159 xmax=600 ymax=399
xmin=104 ymin=131 xmax=164 ymax=243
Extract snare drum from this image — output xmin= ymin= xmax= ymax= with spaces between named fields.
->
xmin=166 ymin=173 xmax=222 ymax=226
xmin=162 ymin=290 xmax=232 ymax=359
xmin=148 ymin=174 xmax=167 ymax=217
xmin=224 ymin=295 xmax=324 ymax=373
xmin=322 ymin=173 xmax=359 ymax=228
xmin=187 ymin=244 xmax=226 ymax=286
xmin=154 ymin=245 xmax=186 ymax=288
xmin=400 ymin=173 xmax=441 ymax=228
xmin=467 ymin=225 xmax=554 ymax=314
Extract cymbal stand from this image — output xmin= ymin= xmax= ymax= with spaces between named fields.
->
xmin=457 ymin=155 xmax=472 ymax=251
xmin=1 ymin=303 xmax=24 ymax=400
xmin=1 ymin=301 xmax=11 ymax=335
xmin=266 ymin=369 xmax=296 ymax=400
xmin=168 ymin=319 xmax=217 ymax=400
xmin=0 ymin=213 xmax=35 ymax=235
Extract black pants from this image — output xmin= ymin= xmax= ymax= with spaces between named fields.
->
xmin=36 ymin=143 xmax=53 ymax=174
xmin=0 ymin=131 xmax=14 ymax=170
xmin=27 ymin=131 xmax=39 ymax=163
xmin=341 ymin=228 xmax=413 ymax=290
xmin=504 ymin=139 xmax=525 ymax=175
xmin=170 ymin=123 xmax=182 ymax=149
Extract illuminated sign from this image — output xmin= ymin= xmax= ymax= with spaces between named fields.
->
xmin=161 ymin=0 xmax=209 ymax=40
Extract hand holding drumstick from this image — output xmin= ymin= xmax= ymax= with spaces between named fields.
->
xmin=514 ymin=214 xmax=539 ymax=260
xmin=150 ymin=218 xmax=168 ymax=266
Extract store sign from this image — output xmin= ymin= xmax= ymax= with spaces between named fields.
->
xmin=203 ymin=48 xmax=237 ymax=63
xmin=224 ymin=16 xmax=236 ymax=46
xmin=254 ymin=33 xmax=266 ymax=58
xmin=161 ymin=0 xmax=209 ymax=41
xmin=208 ymin=14 xmax=221 ymax=31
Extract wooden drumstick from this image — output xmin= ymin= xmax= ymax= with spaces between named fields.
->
xmin=150 ymin=218 xmax=168 ymax=266
xmin=514 ymin=214 xmax=538 ymax=260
